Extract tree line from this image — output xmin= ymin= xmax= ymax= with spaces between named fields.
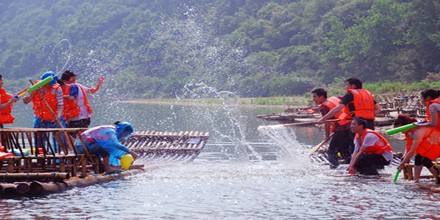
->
xmin=0 ymin=0 xmax=439 ymax=98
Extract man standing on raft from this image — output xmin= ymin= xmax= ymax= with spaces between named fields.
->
xmin=318 ymin=78 xmax=377 ymax=129
xmin=0 ymin=74 xmax=18 ymax=128
xmin=23 ymin=71 xmax=65 ymax=128
xmin=311 ymin=88 xmax=352 ymax=168
xmin=60 ymin=70 xmax=104 ymax=128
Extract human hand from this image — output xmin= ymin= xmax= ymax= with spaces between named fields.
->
xmin=415 ymin=121 xmax=428 ymax=127
xmin=347 ymin=166 xmax=356 ymax=175
xmin=398 ymin=162 xmax=405 ymax=170
xmin=10 ymin=96 xmax=19 ymax=103
xmin=23 ymin=96 xmax=32 ymax=104
xmin=98 ymin=75 xmax=105 ymax=84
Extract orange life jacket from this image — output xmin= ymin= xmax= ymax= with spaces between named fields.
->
xmin=0 ymin=88 xmax=14 ymax=124
xmin=62 ymin=84 xmax=93 ymax=120
xmin=406 ymin=128 xmax=440 ymax=161
xmin=32 ymin=84 xmax=62 ymax=122
xmin=345 ymin=89 xmax=375 ymax=120
xmin=357 ymin=129 xmax=393 ymax=155
xmin=425 ymin=97 xmax=440 ymax=129
xmin=321 ymin=96 xmax=351 ymax=127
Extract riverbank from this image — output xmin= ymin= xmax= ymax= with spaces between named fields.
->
xmin=121 ymin=80 xmax=439 ymax=108
xmin=121 ymin=96 xmax=309 ymax=108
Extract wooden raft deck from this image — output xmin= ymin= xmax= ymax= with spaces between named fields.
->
xmin=0 ymin=128 xmax=209 ymax=197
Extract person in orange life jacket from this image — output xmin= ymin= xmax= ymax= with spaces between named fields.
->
xmin=23 ymin=71 xmax=65 ymax=128
xmin=0 ymin=74 xmax=18 ymax=128
xmin=318 ymin=78 xmax=379 ymax=130
xmin=416 ymin=89 xmax=440 ymax=129
xmin=395 ymin=114 xmax=440 ymax=184
xmin=312 ymin=88 xmax=353 ymax=168
xmin=23 ymin=71 xmax=65 ymax=152
xmin=348 ymin=117 xmax=393 ymax=175
xmin=60 ymin=70 xmax=104 ymax=128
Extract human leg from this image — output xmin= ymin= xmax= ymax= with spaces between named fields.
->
xmin=355 ymin=154 xmax=387 ymax=175
xmin=327 ymin=135 xmax=339 ymax=169
xmin=335 ymin=129 xmax=354 ymax=164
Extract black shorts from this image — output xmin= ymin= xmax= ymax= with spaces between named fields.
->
xmin=414 ymin=154 xmax=433 ymax=168
xmin=355 ymin=154 xmax=390 ymax=175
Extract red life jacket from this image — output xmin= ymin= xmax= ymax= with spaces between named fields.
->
xmin=425 ymin=97 xmax=440 ymax=129
xmin=345 ymin=89 xmax=375 ymax=120
xmin=62 ymin=84 xmax=79 ymax=120
xmin=0 ymin=88 xmax=14 ymax=124
xmin=406 ymin=127 xmax=440 ymax=161
xmin=32 ymin=84 xmax=62 ymax=122
xmin=62 ymin=84 xmax=93 ymax=120
xmin=321 ymin=96 xmax=351 ymax=127
xmin=357 ymin=129 xmax=393 ymax=155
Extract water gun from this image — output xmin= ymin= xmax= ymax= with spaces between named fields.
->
xmin=16 ymin=76 xmax=54 ymax=97
xmin=393 ymin=169 xmax=401 ymax=183
xmin=385 ymin=123 xmax=417 ymax=135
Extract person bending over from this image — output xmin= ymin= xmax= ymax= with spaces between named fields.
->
xmin=76 ymin=121 xmax=138 ymax=173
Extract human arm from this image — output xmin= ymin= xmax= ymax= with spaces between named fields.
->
xmin=319 ymin=105 xmax=331 ymax=139
xmin=319 ymin=104 xmax=344 ymax=122
xmin=95 ymin=129 xmax=130 ymax=153
xmin=88 ymin=76 xmax=104 ymax=94
xmin=63 ymin=84 xmax=78 ymax=100
xmin=347 ymin=133 xmax=377 ymax=174
xmin=398 ymin=130 xmax=423 ymax=170
xmin=55 ymin=87 xmax=64 ymax=119
xmin=416 ymin=103 xmax=440 ymax=127
xmin=0 ymin=95 xmax=18 ymax=109
xmin=348 ymin=145 xmax=366 ymax=175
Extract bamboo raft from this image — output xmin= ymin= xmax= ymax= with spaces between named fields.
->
xmin=0 ymin=128 xmax=209 ymax=197
xmin=401 ymin=161 xmax=440 ymax=193
xmin=258 ymin=92 xmax=428 ymax=127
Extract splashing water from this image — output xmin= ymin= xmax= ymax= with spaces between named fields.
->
xmin=48 ymin=39 xmax=72 ymax=75
xmin=178 ymin=82 xmax=263 ymax=161
xmin=257 ymin=125 xmax=311 ymax=166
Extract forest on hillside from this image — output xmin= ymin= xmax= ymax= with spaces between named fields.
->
xmin=0 ymin=0 xmax=439 ymax=98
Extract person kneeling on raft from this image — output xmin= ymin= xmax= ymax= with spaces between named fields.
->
xmin=75 ymin=121 xmax=138 ymax=173
xmin=348 ymin=117 xmax=393 ymax=175
xmin=394 ymin=114 xmax=440 ymax=184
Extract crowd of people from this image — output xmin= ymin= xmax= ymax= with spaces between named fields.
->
xmin=0 ymin=71 xmax=136 ymax=173
xmin=311 ymin=78 xmax=440 ymax=183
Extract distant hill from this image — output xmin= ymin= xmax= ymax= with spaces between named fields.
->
xmin=0 ymin=0 xmax=439 ymax=98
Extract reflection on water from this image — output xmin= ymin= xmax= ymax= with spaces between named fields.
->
xmin=1 ymin=102 xmax=439 ymax=219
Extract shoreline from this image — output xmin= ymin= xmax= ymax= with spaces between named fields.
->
xmin=118 ymin=98 xmax=301 ymax=109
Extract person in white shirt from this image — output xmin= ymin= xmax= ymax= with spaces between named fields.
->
xmin=60 ymin=70 xmax=104 ymax=128
xmin=348 ymin=117 xmax=393 ymax=175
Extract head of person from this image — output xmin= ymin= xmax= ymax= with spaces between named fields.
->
xmin=345 ymin=78 xmax=362 ymax=90
xmin=40 ymin=71 xmax=58 ymax=86
xmin=420 ymin=89 xmax=440 ymax=103
xmin=114 ymin=121 xmax=134 ymax=141
xmin=393 ymin=114 xmax=417 ymax=135
xmin=61 ymin=70 xmax=77 ymax=84
xmin=350 ymin=117 xmax=368 ymax=133
xmin=311 ymin=88 xmax=327 ymax=105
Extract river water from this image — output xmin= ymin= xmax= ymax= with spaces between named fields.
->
xmin=0 ymin=101 xmax=439 ymax=219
